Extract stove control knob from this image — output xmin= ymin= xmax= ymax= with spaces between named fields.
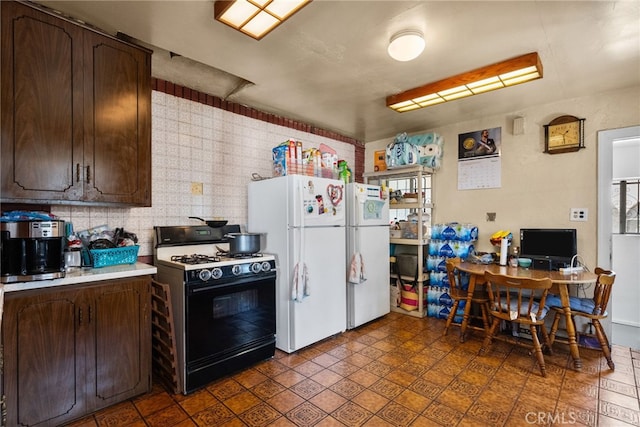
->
xmin=199 ymin=269 xmax=212 ymax=281
xmin=261 ymin=261 xmax=272 ymax=272
xmin=232 ymin=265 xmax=242 ymax=276
xmin=211 ymin=268 xmax=223 ymax=279
xmin=251 ymin=262 xmax=262 ymax=274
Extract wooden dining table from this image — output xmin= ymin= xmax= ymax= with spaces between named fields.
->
xmin=457 ymin=261 xmax=598 ymax=370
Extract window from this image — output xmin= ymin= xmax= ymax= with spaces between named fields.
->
xmin=612 ymin=179 xmax=640 ymax=234
xmin=611 ymin=136 xmax=640 ymax=234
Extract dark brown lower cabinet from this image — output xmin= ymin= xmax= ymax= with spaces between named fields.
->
xmin=2 ymin=276 xmax=151 ymax=427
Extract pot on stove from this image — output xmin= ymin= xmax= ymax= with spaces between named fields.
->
xmin=224 ymin=233 xmax=262 ymax=255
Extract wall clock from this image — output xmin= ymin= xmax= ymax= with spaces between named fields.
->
xmin=544 ymin=115 xmax=585 ymax=154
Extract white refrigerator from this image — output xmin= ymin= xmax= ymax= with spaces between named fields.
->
xmin=346 ymin=183 xmax=390 ymax=329
xmin=248 ymin=175 xmax=347 ymax=353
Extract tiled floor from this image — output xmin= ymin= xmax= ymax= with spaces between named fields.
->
xmin=68 ymin=312 xmax=639 ymax=427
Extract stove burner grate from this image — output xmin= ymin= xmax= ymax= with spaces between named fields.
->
xmin=216 ymin=251 xmax=264 ymax=259
xmin=171 ymin=254 xmax=221 ymax=265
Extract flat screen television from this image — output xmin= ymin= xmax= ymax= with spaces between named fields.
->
xmin=519 ymin=228 xmax=577 ymax=269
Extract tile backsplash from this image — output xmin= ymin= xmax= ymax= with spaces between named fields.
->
xmin=52 ymin=89 xmax=356 ymax=257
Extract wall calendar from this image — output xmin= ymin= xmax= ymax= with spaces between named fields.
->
xmin=457 ymin=127 xmax=502 ymax=190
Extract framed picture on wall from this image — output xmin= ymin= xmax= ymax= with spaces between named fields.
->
xmin=458 ymin=127 xmax=501 ymax=159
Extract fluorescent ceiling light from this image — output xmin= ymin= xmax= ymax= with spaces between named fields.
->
xmin=387 ymin=52 xmax=543 ymax=112
xmin=387 ymin=30 xmax=425 ymax=62
xmin=214 ymin=0 xmax=311 ymax=40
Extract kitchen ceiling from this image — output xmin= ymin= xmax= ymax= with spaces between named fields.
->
xmin=36 ymin=0 xmax=640 ymax=142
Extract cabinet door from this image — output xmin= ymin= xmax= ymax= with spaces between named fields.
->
xmin=1 ymin=1 xmax=84 ymax=202
xmin=83 ymin=32 xmax=151 ymax=206
xmin=85 ymin=277 xmax=151 ymax=411
xmin=3 ymin=289 xmax=87 ymax=427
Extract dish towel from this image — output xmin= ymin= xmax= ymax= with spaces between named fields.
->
xmin=291 ymin=262 xmax=310 ymax=302
xmin=348 ymin=252 xmax=367 ymax=284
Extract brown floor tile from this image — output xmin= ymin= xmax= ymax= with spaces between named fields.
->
xmin=272 ymin=369 xmax=307 ymax=388
xmin=93 ymin=401 xmax=142 ymax=426
xmin=311 ymin=352 xmax=341 ymax=367
xmin=435 ymin=387 xmax=475 ymax=413
xmin=134 ymin=392 xmax=176 ymax=417
xmin=71 ymin=313 xmax=640 ymax=427
xmin=328 ymin=359 xmax=361 ymax=376
xmin=290 ymin=378 xmax=325 ymax=400
xmin=293 ymin=359 xmax=325 ymax=377
xmin=349 ymin=368 xmax=383 ymax=388
xmin=352 ymin=389 xmax=390 ymax=413
xmin=144 ymin=404 xmax=189 ymax=427
xmin=206 ymin=378 xmax=246 ymax=401
xmin=361 ymin=414 xmax=397 ymax=426
xmin=223 ymin=390 xmax=262 ymax=414
xmin=329 ymin=377 xmax=367 ymax=399
xmin=237 ymin=402 xmax=282 ymax=427
xmin=326 ymin=345 xmax=353 ymax=360
xmin=285 ymin=401 xmax=328 ymax=426
xmin=254 ymin=358 xmax=290 ymax=377
xmin=331 ymin=401 xmax=374 ymax=426
xmin=311 ymin=368 xmax=345 ymax=387
xmin=178 ymin=390 xmax=219 ymax=416
xmin=376 ymin=401 xmax=419 ymax=426
xmin=361 ymin=360 xmax=394 ymax=377
xmin=555 ymin=401 xmax=598 ymax=427
xmin=250 ymin=378 xmax=287 ymax=400
xmin=393 ymin=389 xmax=431 ymax=413
xmin=369 ymin=378 xmax=406 ymax=399
xmin=309 ymin=389 xmax=349 ymax=413
xmin=190 ymin=402 xmax=237 ymax=426
xmin=233 ymin=368 xmax=268 ymax=389
xmin=267 ymin=389 xmax=305 ymax=413
xmin=65 ymin=416 xmax=98 ymax=427
xmin=423 ymin=400 xmax=464 ymax=426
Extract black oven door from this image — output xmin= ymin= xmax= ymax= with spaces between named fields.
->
xmin=184 ymin=273 xmax=276 ymax=392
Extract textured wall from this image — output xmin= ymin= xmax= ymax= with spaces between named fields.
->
xmin=365 ymin=86 xmax=640 ymax=268
xmin=52 ymin=87 xmax=357 ymax=257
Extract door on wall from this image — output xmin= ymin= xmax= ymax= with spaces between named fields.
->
xmin=598 ymin=126 xmax=640 ymax=350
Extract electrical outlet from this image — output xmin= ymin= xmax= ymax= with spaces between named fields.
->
xmin=570 ymin=208 xmax=588 ymax=222
xmin=191 ymin=182 xmax=203 ymax=195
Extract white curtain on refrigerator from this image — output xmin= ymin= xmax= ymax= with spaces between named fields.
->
xmin=248 ymin=175 xmax=347 ymax=353
xmin=346 ymin=183 xmax=390 ymax=329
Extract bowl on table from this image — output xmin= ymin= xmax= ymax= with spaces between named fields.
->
xmin=518 ymin=258 xmax=532 ymax=269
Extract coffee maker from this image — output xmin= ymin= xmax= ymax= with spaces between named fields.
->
xmin=1 ymin=220 xmax=66 ymax=283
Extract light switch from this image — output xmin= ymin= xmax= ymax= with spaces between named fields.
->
xmin=570 ymin=208 xmax=588 ymax=221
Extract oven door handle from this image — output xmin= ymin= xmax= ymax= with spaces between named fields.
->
xmin=189 ymin=274 xmax=276 ymax=294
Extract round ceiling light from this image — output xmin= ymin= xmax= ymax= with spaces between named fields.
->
xmin=387 ymin=30 xmax=425 ymax=62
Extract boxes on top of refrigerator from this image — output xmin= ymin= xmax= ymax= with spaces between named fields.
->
xmin=272 ymin=141 xmax=338 ymax=179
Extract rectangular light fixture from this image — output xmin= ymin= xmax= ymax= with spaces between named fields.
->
xmin=387 ymin=52 xmax=543 ymax=112
xmin=214 ymin=0 xmax=311 ymax=40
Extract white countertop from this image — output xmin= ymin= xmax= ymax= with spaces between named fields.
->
xmin=3 ymin=262 xmax=157 ymax=293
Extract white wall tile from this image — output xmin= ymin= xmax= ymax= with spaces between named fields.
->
xmin=52 ymin=90 xmax=355 ymax=256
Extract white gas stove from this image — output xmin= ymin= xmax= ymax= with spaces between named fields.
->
xmin=154 ymin=225 xmax=276 ymax=284
xmin=152 ymin=224 xmax=277 ymax=394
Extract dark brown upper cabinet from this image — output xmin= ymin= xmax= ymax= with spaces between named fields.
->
xmin=1 ymin=1 xmax=152 ymax=207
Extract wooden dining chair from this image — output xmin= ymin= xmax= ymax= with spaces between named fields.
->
xmin=480 ymin=271 xmax=554 ymax=377
xmin=443 ymin=257 xmax=490 ymax=342
xmin=548 ymin=268 xmax=616 ymax=370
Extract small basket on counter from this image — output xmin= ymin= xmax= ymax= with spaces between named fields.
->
xmin=86 ymin=245 xmax=140 ymax=268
